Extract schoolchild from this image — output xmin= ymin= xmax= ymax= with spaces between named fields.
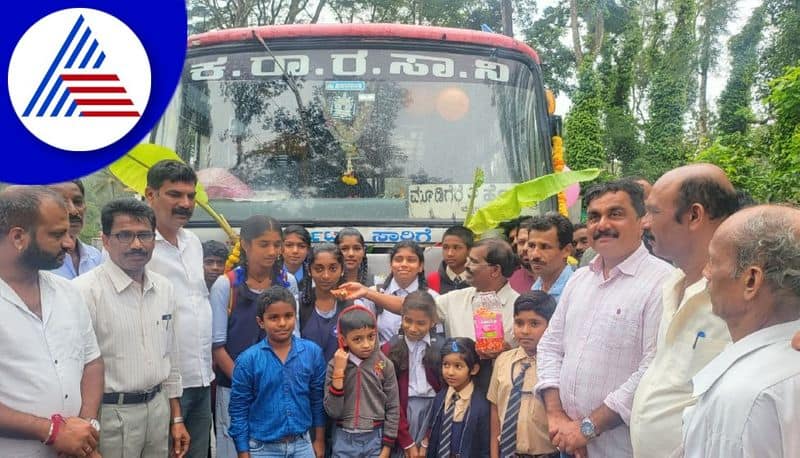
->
xmin=422 ymin=338 xmax=490 ymax=458
xmin=228 ymin=286 xmax=326 ymax=458
xmin=426 ymin=226 xmax=473 ymax=294
xmin=324 ymin=306 xmax=400 ymax=458
xmin=283 ymin=225 xmax=311 ymax=288
xmin=210 ymin=215 xmax=298 ymax=457
xmin=335 ymin=227 xmax=372 ymax=286
xmin=381 ymin=291 xmax=444 ymax=457
xmin=488 ymin=291 xmax=558 ymax=458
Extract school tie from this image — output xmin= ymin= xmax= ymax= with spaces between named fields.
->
xmin=499 ymin=361 xmax=531 ymax=458
xmin=438 ymin=391 xmax=459 ymax=458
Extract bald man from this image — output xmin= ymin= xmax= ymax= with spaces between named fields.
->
xmin=682 ymin=205 xmax=800 ymax=457
xmin=630 ymin=164 xmax=740 ymax=458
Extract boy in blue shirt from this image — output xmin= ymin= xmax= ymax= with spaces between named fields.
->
xmin=229 ymin=286 xmax=326 ymax=457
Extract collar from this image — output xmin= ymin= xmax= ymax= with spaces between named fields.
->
xmin=405 ymin=333 xmax=432 ymax=348
xmin=104 ymin=259 xmax=156 ymax=294
xmin=155 ymin=228 xmax=188 ymax=251
xmin=589 ymin=242 xmax=651 ymax=277
xmin=260 ymin=335 xmax=302 ymax=358
xmin=348 ymin=352 xmax=365 ymax=366
xmin=446 ymin=381 xmax=475 ymax=403
xmin=385 ymin=277 xmax=418 ymax=296
xmin=532 ymin=264 xmax=572 ymax=291
xmin=510 ymin=346 xmax=535 ymax=363
xmin=692 ymin=319 xmax=800 ymax=397
xmin=445 ymin=265 xmax=465 ymax=282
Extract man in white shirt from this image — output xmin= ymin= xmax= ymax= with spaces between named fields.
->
xmin=74 ymin=198 xmax=190 ymax=457
xmin=49 ymin=180 xmax=102 ymax=279
xmin=630 ymin=164 xmax=739 ymax=457
xmin=0 ymin=186 xmax=103 ymax=457
xmin=682 ymin=204 xmax=800 ymax=457
xmin=536 ymin=179 xmax=674 ymax=458
xmin=146 ymin=160 xmax=214 ymax=458
xmin=436 ymin=238 xmax=519 ymax=391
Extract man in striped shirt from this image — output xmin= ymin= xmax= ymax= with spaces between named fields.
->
xmin=535 ymin=179 xmax=674 ymax=458
xmin=74 ymin=199 xmax=189 ymax=457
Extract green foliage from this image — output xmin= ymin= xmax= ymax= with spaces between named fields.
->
xmin=716 ymin=6 xmax=765 ymax=135
xmin=564 ymin=61 xmax=606 ymax=171
xmin=525 ymin=4 xmax=575 ymax=96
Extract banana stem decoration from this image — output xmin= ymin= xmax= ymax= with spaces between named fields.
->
xmin=464 ymin=167 xmax=485 ymax=226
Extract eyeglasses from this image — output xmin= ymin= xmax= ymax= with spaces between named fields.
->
xmin=110 ymin=231 xmax=156 ymax=244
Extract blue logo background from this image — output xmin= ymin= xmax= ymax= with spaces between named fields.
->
xmin=2 ymin=0 xmax=187 ymax=184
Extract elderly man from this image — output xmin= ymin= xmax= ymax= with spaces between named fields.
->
xmin=49 ymin=180 xmax=102 ymax=279
xmin=74 ymin=199 xmax=190 ymax=457
xmin=630 ymin=164 xmax=739 ymax=458
xmin=536 ymin=180 xmax=673 ymax=458
xmin=146 ymin=160 xmax=214 ymax=458
xmin=681 ymin=205 xmax=800 ymax=457
xmin=0 ymin=186 xmax=103 ymax=457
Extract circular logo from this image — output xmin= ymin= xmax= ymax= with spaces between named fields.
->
xmin=1 ymin=0 xmax=186 ymax=184
xmin=8 ymin=9 xmax=150 ymax=152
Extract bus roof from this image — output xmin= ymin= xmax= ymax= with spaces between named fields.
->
xmin=188 ymin=23 xmax=540 ymax=64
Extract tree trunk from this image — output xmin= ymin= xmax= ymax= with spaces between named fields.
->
xmin=501 ymin=0 xmax=514 ymax=37
xmin=311 ymin=0 xmax=327 ymax=23
xmin=591 ymin=9 xmax=605 ymax=56
xmin=571 ymin=0 xmax=584 ymax=65
xmin=696 ymin=0 xmax=714 ymax=141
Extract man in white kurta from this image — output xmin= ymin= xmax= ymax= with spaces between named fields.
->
xmin=630 ymin=165 xmax=738 ymax=458
xmin=681 ymin=205 xmax=800 ymax=458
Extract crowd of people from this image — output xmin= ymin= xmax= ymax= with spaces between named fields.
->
xmin=0 ymin=160 xmax=798 ymax=458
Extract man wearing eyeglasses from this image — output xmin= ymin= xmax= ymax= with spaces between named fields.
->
xmin=73 ymin=198 xmax=189 ymax=457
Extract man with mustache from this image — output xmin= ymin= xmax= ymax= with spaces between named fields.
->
xmin=509 ymin=217 xmax=537 ymax=294
xmin=146 ymin=160 xmax=214 ymax=458
xmin=49 ymin=180 xmax=102 ymax=279
xmin=73 ymin=198 xmax=190 ymax=457
xmin=535 ymin=179 xmax=674 ymax=458
xmin=528 ymin=213 xmax=575 ymax=303
xmin=629 ymin=164 xmax=739 ymax=458
xmin=0 ymin=186 xmax=104 ymax=457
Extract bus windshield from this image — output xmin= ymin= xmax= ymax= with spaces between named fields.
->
xmin=152 ymin=45 xmax=552 ymax=224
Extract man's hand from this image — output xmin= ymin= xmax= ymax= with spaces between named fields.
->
xmin=552 ymin=420 xmax=588 ymax=455
xmin=404 ymin=445 xmax=419 ymax=458
xmin=170 ymin=423 xmax=190 ymax=457
xmin=337 ymin=282 xmax=369 ymax=301
xmin=792 ymin=330 xmax=799 ymax=351
xmin=52 ymin=417 xmax=98 ymax=457
xmin=574 ymin=446 xmax=589 ymax=458
xmin=312 ymin=438 xmax=325 ymax=458
xmin=545 ymin=409 xmax=571 ymax=442
xmin=379 ymin=445 xmax=391 ymax=458
xmin=477 ymin=348 xmax=503 ymax=360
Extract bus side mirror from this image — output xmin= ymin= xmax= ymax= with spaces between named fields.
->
xmin=550 ymin=115 xmax=562 ymax=138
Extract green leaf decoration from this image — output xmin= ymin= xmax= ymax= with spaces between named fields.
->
xmin=466 ymin=168 xmax=602 ymax=236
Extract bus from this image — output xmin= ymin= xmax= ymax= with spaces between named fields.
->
xmin=150 ymin=23 xmax=559 ymax=247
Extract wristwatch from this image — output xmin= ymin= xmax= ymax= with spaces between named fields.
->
xmin=580 ymin=417 xmax=598 ymax=440
xmin=88 ymin=418 xmax=101 ymax=433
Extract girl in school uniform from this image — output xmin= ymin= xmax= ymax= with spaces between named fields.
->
xmin=382 ymin=291 xmax=444 ymax=457
xmin=423 ymin=338 xmax=490 ymax=458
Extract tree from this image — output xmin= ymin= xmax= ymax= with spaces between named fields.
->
xmin=524 ymin=4 xmax=575 ymax=96
xmin=564 ymin=60 xmax=606 ymax=171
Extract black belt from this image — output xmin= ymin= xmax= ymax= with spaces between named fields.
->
xmin=267 ymin=434 xmax=305 ymax=444
xmin=103 ymin=384 xmax=162 ymax=405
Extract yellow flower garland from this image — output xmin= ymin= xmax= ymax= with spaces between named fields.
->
xmin=552 ymin=136 xmax=568 ymax=216
xmin=224 ymin=240 xmax=241 ymax=273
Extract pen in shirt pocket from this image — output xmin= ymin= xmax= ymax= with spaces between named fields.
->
xmin=162 ymin=314 xmax=172 ymax=331
xmin=692 ymin=330 xmax=706 ymax=349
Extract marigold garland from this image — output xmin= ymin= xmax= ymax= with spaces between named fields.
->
xmin=551 ymin=136 xmax=569 ymax=216
xmin=224 ymin=240 xmax=241 ymax=273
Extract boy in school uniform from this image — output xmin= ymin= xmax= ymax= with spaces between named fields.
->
xmin=325 ymin=305 xmax=400 ymax=458
xmin=489 ymin=292 xmax=559 ymax=458
xmin=427 ymin=226 xmax=473 ymax=294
